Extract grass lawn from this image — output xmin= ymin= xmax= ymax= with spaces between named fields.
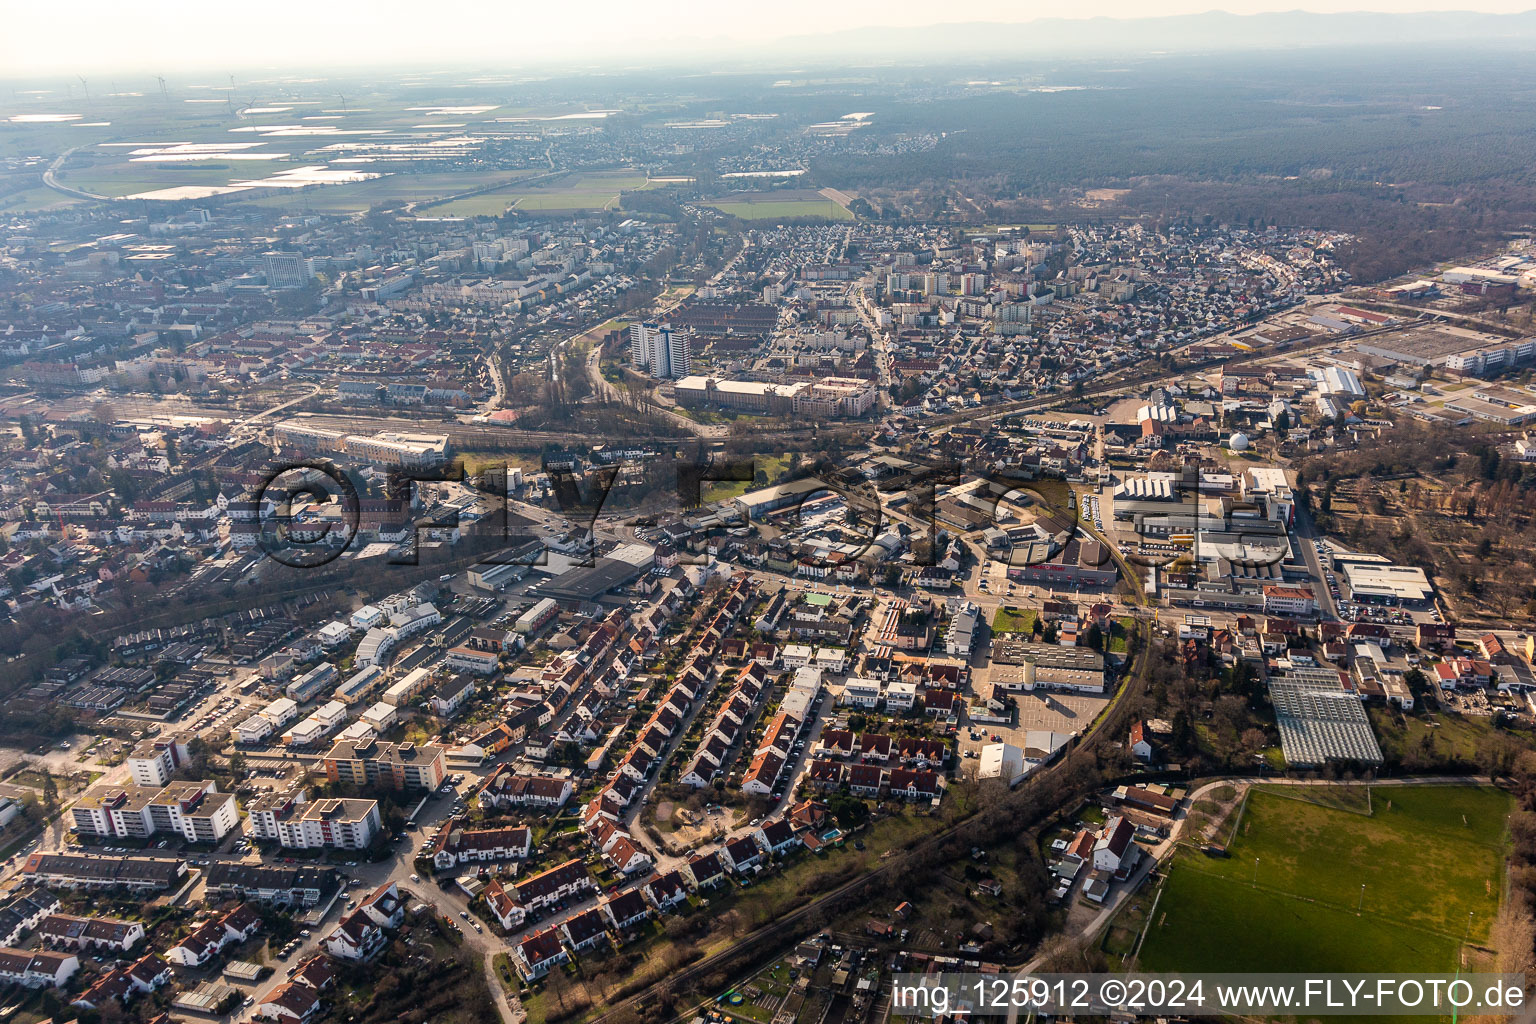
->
xmin=706 ymin=199 xmax=852 ymax=221
xmin=700 ymin=478 xmax=753 ymax=502
xmin=243 ymin=170 xmax=531 ymax=213
xmin=1108 ymin=616 xmax=1135 ymax=654
xmin=0 ymin=186 xmax=85 ymax=212
xmin=421 ymin=171 xmax=656 ymax=216
xmin=991 ymin=606 xmax=1038 ymax=633
xmin=1369 ymin=706 xmax=1506 ymax=766
xmin=1136 ymin=784 xmax=1510 ymax=974
xmin=1265 ymin=783 xmax=1373 ymax=815
xmin=701 ymin=453 xmax=792 ymax=503
xmin=1139 ymin=863 xmax=1459 ymax=973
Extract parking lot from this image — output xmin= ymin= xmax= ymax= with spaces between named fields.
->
xmin=955 ymin=681 xmax=1109 ymax=759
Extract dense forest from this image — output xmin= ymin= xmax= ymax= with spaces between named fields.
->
xmin=791 ymin=50 xmax=1536 ymax=281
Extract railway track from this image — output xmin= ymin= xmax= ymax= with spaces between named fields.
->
xmin=584 ymin=618 xmax=1154 ymax=1024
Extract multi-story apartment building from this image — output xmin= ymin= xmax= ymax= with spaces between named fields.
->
xmin=269 ymin=799 xmax=380 ymax=851
xmin=321 ymin=739 xmax=446 ymax=791
xmin=124 ymin=736 xmax=191 ymax=788
xmin=246 ymin=787 xmax=308 ymax=844
xmin=70 ymin=781 xmax=238 ymax=843
xmin=629 ymin=321 xmax=691 ymax=379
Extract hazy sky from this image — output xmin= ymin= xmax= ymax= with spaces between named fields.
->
xmin=4 ymin=0 xmax=1534 ymax=76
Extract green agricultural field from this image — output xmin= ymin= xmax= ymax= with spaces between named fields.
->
xmin=419 ymin=171 xmax=657 ymax=216
xmin=0 ymin=187 xmax=84 ymax=213
xmin=63 ymin=163 xmax=264 ymax=197
xmin=245 ymin=170 xmax=536 ymax=213
xmin=706 ymin=198 xmax=852 ymax=221
xmin=1135 ymin=785 xmax=1511 ymax=974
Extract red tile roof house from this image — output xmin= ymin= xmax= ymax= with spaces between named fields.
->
xmin=357 ymin=882 xmax=405 ymax=928
xmin=680 ymin=735 xmax=730 ymax=788
xmin=859 ymin=733 xmax=894 ymax=762
xmin=290 ymin=954 xmax=336 ymax=991
xmin=254 ymin=981 xmax=323 ymax=1023
xmin=847 ymin=764 xmax=886 ymax=797
xmin=603 ymin=834 xmax=654 ymax=877
xmin=431 ymin=824 xmax=533 ymax=870
xmin=886 ymin=769 xmax=943 ymax=802
xmin=36 ymin=913 xmax=145 ymax=953
xmin=321 ymin=909 xmax=387 ymax=961
xmin=741 ymin=750 xmax=786 ymax=797
xmin=514 ymin=858 xmax=596 ymax=912
xmin=481 ymin=879 xmax=525 ymax=931
xmin=817 ymin=729 xmax=857 ymax=758
xmin=514 ymin=927 xmax=568 ymax=980
xmin=1062 ymin=829 xmax=1096 ymax=866
xmin=70 ymin=954 xmax=170 ymax=1010
xmin=1092 ymin=816 xmax=1140 ymax=878
xmin=1128 ymin=721 xmax=1154 ymax=762
xmin=806 ymin=759 xmax=844 ymax=790
xmin=165 ymin=919 xmax=229 ymax=966
xmin=897 ymin=737 xmax=947 ymax=764
xmin=72 ymin=969 xmax=136 ymax=1010
xmin=478 ymin=769 xmax=573 ymax=811
xmin=786 ymin=799 xmax=830 ymax=833
xmin=165 ymin=905 xmax=259 ymax=967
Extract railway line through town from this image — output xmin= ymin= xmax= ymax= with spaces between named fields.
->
xmin=583 ymin=614 xmax=1157 ymax=1024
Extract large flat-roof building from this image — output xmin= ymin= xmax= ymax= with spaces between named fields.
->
xmin=989 ymin=640 xmax=1107 ymax=694
xmin=539 ymin=555 xmax=650 ymax=605
xmin=1338 ymin=562 xmax=1434 ymax=606
xmin=733 ymin=477 xmax=835 ymax=519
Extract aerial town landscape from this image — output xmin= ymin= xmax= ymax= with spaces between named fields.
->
xmin=5 ymin=4 xmax=1536 ymax=1022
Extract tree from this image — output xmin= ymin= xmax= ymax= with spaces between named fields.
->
xmin=40 ymin=772 xmax=59 ymax=813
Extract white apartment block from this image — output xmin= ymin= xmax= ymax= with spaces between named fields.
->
xmin=629 ymin=321 xmax=691 ymax=379
xmin=271 ymin=799 xmax=381 ymax=851
xmin=71 ymin=781 xmax=238 ymax=844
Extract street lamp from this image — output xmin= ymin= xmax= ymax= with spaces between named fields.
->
xmin=1252 ymin=856 xmax=1260 ymax=887
xmin=1358 ymin=883 xmax=1365 ymax=913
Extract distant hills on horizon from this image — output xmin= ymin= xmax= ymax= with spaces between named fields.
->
xmin=7 ymin=7 xmax=1536 ymax=82
xmin=759 ymin=9 xmax=1536 ymax=60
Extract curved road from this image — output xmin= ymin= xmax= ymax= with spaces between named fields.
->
xmin=43 ymin=147 xmax=112 ymax=202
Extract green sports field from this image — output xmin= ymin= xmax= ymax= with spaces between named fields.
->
xmin=1136 ymin=785 xmax=1511 ymax=973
